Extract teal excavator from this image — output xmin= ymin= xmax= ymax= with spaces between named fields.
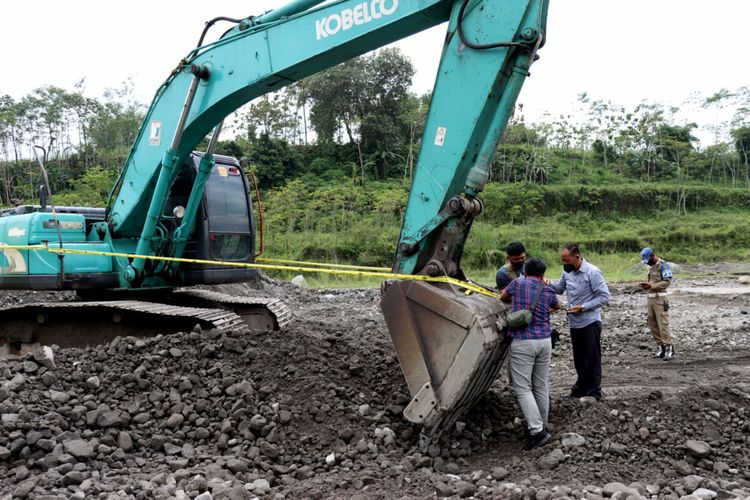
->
xmin=0 ymin=0 xmax=547 ymax=439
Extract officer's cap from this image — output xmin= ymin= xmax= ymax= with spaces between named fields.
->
xmin=640 ymin=247 xmax=654 ymax=263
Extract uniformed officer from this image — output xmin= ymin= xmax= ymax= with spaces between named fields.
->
xmin=638 ymin=247 xmax=674 ymax=361
xmin=496 ymin=242 xmax=526 ymax=290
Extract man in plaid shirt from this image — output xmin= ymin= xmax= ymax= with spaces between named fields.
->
xmin=500 ymin=257 xmax=559 ymax=450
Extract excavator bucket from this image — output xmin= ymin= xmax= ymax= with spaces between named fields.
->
xmin=381 ymin=280 xmax=510 ymax=443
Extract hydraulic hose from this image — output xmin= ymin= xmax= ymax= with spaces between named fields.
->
xmin=457 ymin=0 xmax=528 ymax=50
xmin=196 ymin=16 xmax=247 ymax=48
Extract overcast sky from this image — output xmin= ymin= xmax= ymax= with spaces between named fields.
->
xmin=3 ymin=1 xmax=748 ymax=143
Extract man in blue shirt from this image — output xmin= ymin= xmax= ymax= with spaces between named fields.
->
xmin=500 ymin=257 xmax=559 ymax=450
xmin=496 ymin=241 xmax=526 ymax=290
xmin=549 ymin=243 xmax=611 ymax=400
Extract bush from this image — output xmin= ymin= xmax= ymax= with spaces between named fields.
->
xmin=259 ymin=179 xmax=750 ymax=276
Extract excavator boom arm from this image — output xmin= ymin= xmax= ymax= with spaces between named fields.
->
xmin=394 ymin=0 xmax=547 ymax=277
xmin=107 ymin=0 xmax=454 ymax=237
xmin=103 ymin=0 xmax=548 ymax=440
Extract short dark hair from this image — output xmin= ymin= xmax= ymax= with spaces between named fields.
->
xmin=524 ymin=257 xmax=547 ymax=277
xmin=505 ymin=241 xmax=526 ymax=257
xmin=563 ymin=243 xmax=580 ymax=256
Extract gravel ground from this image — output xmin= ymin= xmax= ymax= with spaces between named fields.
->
xmin=1 ymin=273 xmax=749 ymax=499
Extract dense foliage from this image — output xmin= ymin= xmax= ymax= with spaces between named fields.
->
xmin=1 ymin=49 xmax=748 ymax=277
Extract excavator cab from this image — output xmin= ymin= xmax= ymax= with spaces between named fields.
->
xmin=175 ymin=153 xmax=260 ymax=286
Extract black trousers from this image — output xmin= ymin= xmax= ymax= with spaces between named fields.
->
xmin=569 ymin=321 xmax=602 ymax=399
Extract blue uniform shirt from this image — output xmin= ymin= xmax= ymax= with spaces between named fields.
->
xmin=550 ymin=259 xmax=611 ymax=329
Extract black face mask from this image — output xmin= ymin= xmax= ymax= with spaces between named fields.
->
xmin=511 ymin=260 xmax=525 ymax=271
xmin=563 ymin=263 xmax=576 ymax=273
xmin=647 ymin=257 xmax=657 ymax=266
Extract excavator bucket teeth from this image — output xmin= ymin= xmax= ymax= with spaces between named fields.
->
xmin=381 ymin=280 xmax=510 ymax=440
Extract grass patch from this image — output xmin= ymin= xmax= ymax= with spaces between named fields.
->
xmin=261 ymin=210 xmax=749 ymax=279
xmin=258 ymin=183 xmax=750 ymax=289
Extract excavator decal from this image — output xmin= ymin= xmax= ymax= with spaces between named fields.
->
xmin=315 ymin=0 xmax=400 ymax=39
xmin=149 ymin=121 xmax=162 ymax=146
xmin=434 ymin=126 xmax=447 ymax=147
xmin=0 ymin=243 xmax=27 ymax=274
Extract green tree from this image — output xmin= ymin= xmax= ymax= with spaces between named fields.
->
xmin=0 ymin=95 xmax=20 ymax=203
xmin=239 ymin=92 xmax=297 ymax=141
xmin=53 ymin=165 xmax=118 ymax=207
xmin=586 ymin=98 xmax=630 ymax=175
xmin=654 ymin=123 xmax=696 ymax=170
xmin=702 ymin=88 xmax=734 ymax=145
xmin=731 ymin=127 xmax=750 ymax=187
xmin=399 ymin=92 xmax=430 ymax=183
xmin=88 ymin=81 xmax=145 ymax=169
xmin=502 ymin=121 xmax=546 ymax=146
xmin=620 ymin=102 xmax=667 ymax=181
xmin=246 ymin=133 xmax=301 ymax=189
xmin=302 ymin=47 xmax=415 ymax=183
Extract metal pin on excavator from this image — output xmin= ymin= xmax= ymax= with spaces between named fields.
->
xmin=0 ymin=0 xmax=547 ymax=439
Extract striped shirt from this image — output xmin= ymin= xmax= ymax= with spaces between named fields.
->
xmin=505 ymin=277 xmax=558 ymax=340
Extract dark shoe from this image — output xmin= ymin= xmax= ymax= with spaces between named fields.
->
xmin=523 ymin=430 xmax=551 ymax=451
xmin=653 ymin=344 xmax=665 ymax=358
xmin=560 ymin=393 xmax=580 ymax=401
xmin=587 ymin=391 xmax=603 ymax=401
xmin=663 ymin=345 xmax=674 ymax=361
xmin=517 ymin=427 xmax=531 ymax=442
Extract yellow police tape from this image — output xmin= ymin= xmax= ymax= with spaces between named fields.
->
xmin=257 ymin=256 xmax=390 ymax=272
xmin=0 ymin=244 xmax=500 ymax=299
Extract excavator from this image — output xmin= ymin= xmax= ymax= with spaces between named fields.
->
xmin=0 ymin=0 xmax=547 ymax=440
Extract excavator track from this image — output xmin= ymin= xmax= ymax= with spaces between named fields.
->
xmin=0 ymin=300 xmax=245 ymax=358
xmin=173 ymin=289 xmax=293 ymax=331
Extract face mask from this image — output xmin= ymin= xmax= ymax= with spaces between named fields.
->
xmin=563 ymin=263 xmax=576 ymax=273
xmin=511 ymin=260 xmax=525 ymax=271
xmin=647 ymin=257 xmax=656 ymax=266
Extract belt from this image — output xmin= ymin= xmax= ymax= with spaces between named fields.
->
xmin=647 ymin=292 xmax=667 ymax=298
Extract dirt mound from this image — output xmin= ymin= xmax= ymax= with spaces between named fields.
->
xmin=1 ymin=278 xmax=749 ymax=499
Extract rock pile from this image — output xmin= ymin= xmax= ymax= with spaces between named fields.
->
xmin=0 ymin=278 xmax=749 ymax=498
